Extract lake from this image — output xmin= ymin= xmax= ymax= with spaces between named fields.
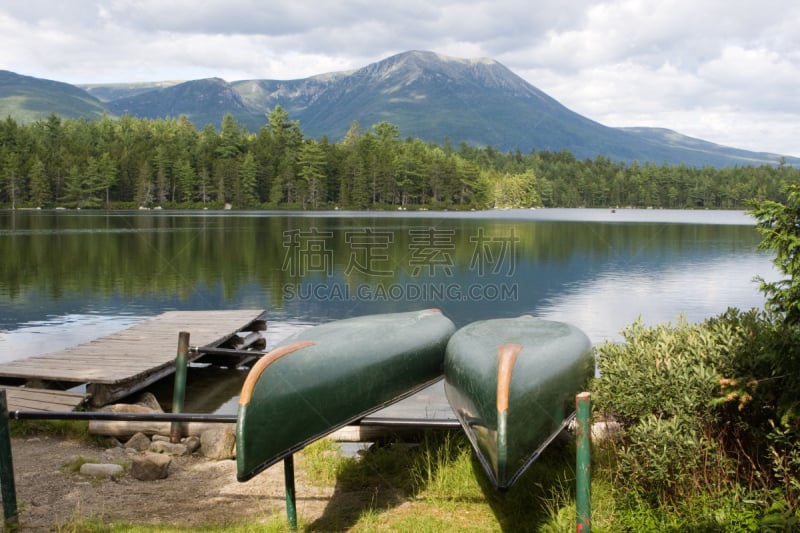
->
xmin=0 ymin=208 xmax=779 ymax=414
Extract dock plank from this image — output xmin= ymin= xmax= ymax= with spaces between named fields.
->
xmin=0 ymin=310 xmax=265 ymax=406
xmin=1 ymin=387 xmax=88 ymax=412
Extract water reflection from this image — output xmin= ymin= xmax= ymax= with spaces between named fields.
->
xmin=536 ymin=255 xmax=778 ymax=343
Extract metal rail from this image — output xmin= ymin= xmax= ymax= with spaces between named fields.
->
xmin=7 ymin=409 xmax=460 ymax=428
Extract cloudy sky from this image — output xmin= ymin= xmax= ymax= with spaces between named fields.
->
xmin=1 ymin=0 xmax=798 ymax=156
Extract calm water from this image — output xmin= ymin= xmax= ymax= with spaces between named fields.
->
xmin=0 ymin=208 xmax=779 ymax=413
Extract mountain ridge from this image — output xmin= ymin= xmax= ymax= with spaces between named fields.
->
xmin=1 ymin=51 xmax=797 ymax=168
xmin=0 ymin=69 xmax=108 ymax=122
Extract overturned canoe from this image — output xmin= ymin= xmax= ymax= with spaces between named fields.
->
xmin=444 ymin=316 xmax=594 ymax=490
xmin=236 ymin=308 xmax=456 ymax=481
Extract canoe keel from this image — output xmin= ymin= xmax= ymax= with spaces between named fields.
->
xmin=236 ymin=309 xmax=456 ymax=482
xmin=444 ymin=316 xmax=594 ymax=490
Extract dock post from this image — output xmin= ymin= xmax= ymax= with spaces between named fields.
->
xmin=576 ymin=392 xmax=591 ymax=533
xmin=170 ymin=331 xmax=190 ymax=444
xmin=284 ymin=455 xmax=298 ymax=530
xmin=0 ymin=390 xmax=19 ymax=530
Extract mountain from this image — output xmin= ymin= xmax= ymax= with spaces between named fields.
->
xmin=104 ymin=77 xmax=263 ymax=129
xmin=618 ymin=127 xmax=794 ymax=166
xmin=0 ymin=70 xmax=107 ymax=122
xmin=81 ymin=80 xmax=183 ymax=102
xmin=279 ymin=51 xmax=633 ymax=154
xmin=1 ymin=52 xmax=798 ymax=167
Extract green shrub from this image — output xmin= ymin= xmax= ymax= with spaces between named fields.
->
xmin=593 ymin=317 xmax=726 ymax=427
xmin=593 ymin=316 xmax=733 ymax=504
xmin=593 ymin=306 xmax=800 ymax=525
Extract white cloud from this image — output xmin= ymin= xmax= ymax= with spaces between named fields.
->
xmin=1 ymin=0 xmax=799 ymax=156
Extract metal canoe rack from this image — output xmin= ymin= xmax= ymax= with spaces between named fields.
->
xmin=0 ymin=330 xmax=461 ymax=531
xmin=0 ymin=329 xmax=593 ymax=531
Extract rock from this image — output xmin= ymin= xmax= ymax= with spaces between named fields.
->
xmin=591 ymin=419 xmax=622 ymax=441
xmin=566 ymin=417 xmax=622 ymax=442
xmin=149 ymin=441 xmax=189 ymax=456
xmin=183 ymin=436 xmax=201 ymax=454
xmin=200 ymin=427 xmax=236 ymax=460
xmin=151 ymin=434 xmax=170 ymax=443
xmin=80 ymin=463 xmax=124 ymax=480
xmin=124 ymin=432 xmax=152 ymax=452
xmin=131 ymin=453 xmax=171 ymax=481
xmin=134 ymin=392 xmax=163 ymax=412
xmin=101 ymin=403 xmax=157 ymax=414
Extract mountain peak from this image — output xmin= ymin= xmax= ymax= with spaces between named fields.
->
xmin=1 ymin=52 xmax=797 ymax=167
xmin=389 ymin=50 xmax=498 ymax=67
xmin=354 ymin=49 xmax=538 ymax=99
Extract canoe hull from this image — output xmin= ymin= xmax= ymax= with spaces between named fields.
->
xmin=444 ymin=316 xmax=594 ymax=489
xmin=236 ymin=309 xmax=456 ymax=481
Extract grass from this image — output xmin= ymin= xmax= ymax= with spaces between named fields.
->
xmin=10 ymin=419 xmax=92 ymax=440
xmin=52 ymin=517 xmax=292 ymax=533
xmin=26 ymin=419 xmax=764 ymax=531
xmin=295 ymin=431 xmax=599 ymax=532
xmin=27 ymin=428 xmax=621 ymax=531
xmin=10 ymin=419 xmax=116 ymax=447
xmin=60 ymin=455 xmax=99 ymax=474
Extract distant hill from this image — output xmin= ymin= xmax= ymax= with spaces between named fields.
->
xmin=1 ymin=52 xmax=798 ymax=168
xmin=0 ymin=70 xmax=107 ymax=122
xmin=618 ymin=127 xmax=795 ymax=167
xmin=104 ymin=77 xmax=262 ymax=128
xmin=80 ymin=81 xmax=183 ymax=102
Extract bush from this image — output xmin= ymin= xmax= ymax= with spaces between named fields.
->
xmin=593 ymin=316 xmax=739 ymax=504
xmin=593 ymin=308 xmax=800 ymax=522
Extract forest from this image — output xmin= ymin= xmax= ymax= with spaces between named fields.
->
xmin=0 ymin=106 xmax=797 ymax=210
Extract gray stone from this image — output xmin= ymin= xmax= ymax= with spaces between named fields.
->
xmin=101 ymin=403 xmax=157 ymax=415
xmin=130 ymin=453 xmax=171 ymax=481
xmin=200 ymin=427 xmax=236 ymax=460
xmin=149 ymin=441 xmax=189 ymax=456
xmin=80 ymin=463 xmax=124 ymax=480
xmin=151 ymin=434 xmax=170 ymax=442
xmin=183 ymin=436 xmax=201 ymax=454
xmin=124 ymin=432 xmax=151 ymax=452
xmin=134 ymin=392 xmax=164 ymax=412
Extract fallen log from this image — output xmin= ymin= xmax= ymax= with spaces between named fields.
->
xmin=89 ymin=421 xmax=446 ymax=442
xmin=89 ymin=420 xmax=234 ymax=438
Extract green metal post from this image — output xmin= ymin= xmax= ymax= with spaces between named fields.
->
xmin=170 ymin=331 xmax=190 ymax=444
xmin=0 ymin=390 xmax=19 ymax=530
xmin=284 ymin=455 xmax=298 ymax=530
xmin=576 ymin=392 xmax=591 ymax=533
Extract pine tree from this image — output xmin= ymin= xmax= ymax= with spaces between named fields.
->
xmin=297 ymin=141 xmax=327 ymax=209
xmin=174 ymin=159 xmax=196 ymax=203
xmin=239 ymin=152 xmax=258 ymax=207
xmin=28 ymin=157 xmax=51 ymax=207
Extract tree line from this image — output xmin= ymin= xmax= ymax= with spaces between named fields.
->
xmin=0 ymin=107 xmax=796 ymax=210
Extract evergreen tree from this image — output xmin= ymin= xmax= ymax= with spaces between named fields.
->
xmin=1 ymin=151 xmax=19 ymax=209
xmin=97 ymin=152 xmax=117 ymax=207
xmin=174 ymin=159 xmax=196 ymax=203
xmin=28 ymin=157 xmax=51 ymax=207
xmin=136 ymin=160 xmax=154 ymax=207
xmin=239 ymin=152 xmax=258 ymax=207
xmin=297 ymin=141 xmax=327 ymax=209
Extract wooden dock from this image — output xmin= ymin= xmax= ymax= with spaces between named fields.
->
xmin=1 ymin=387 xmax=89 ymax=412
xmin=0 ymin=310 xmax=265 ymax=407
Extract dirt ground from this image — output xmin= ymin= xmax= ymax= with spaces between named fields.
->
xmin=9 ymin=434 xmax=335 ymax=531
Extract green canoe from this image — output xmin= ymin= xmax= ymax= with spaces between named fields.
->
xmin=444 ymin=316 xmax=594 ymax=490
xmin=236 ymin=308 xmax=456 ymax=482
